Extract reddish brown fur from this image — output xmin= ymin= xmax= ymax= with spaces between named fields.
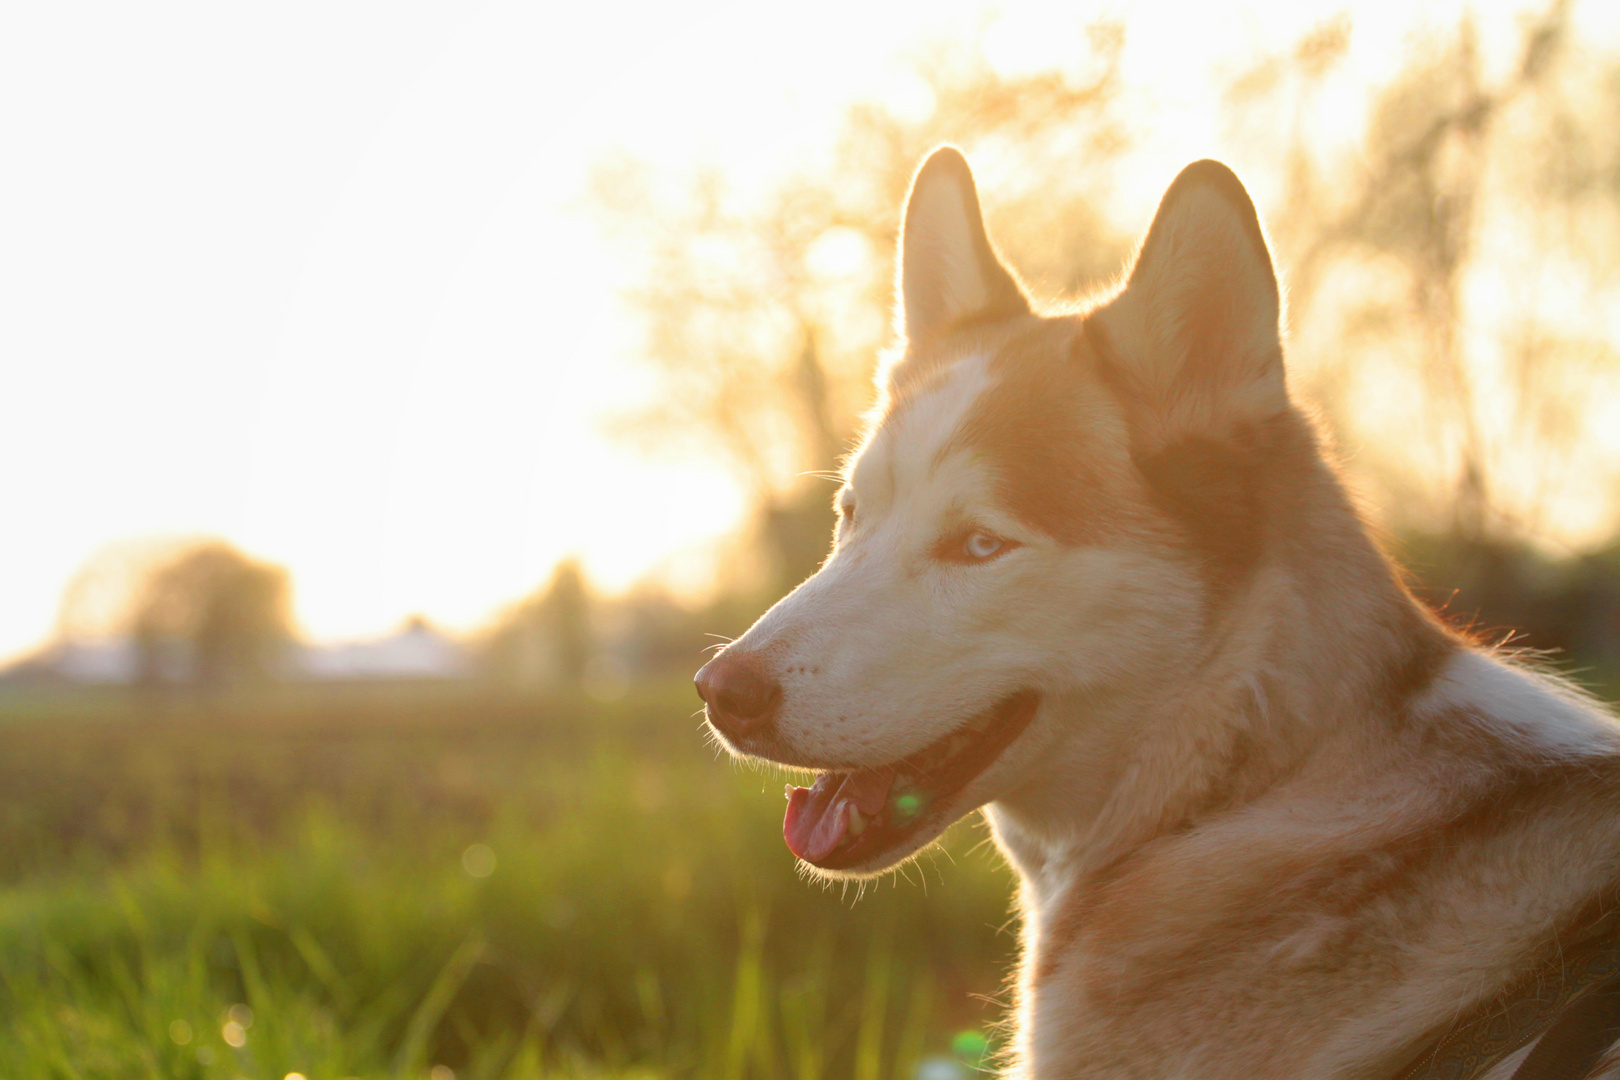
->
xmin=1026 ymin=708 xmax=1620 ymax=1077
xmin=945 ymin=317 xmax=1154 ymax=547
xmin=1024 ymin=440 xmax=1459 ymax=984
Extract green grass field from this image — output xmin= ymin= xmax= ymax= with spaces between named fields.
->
xmin=0 ymin=681 xmax=1019 ymax=1079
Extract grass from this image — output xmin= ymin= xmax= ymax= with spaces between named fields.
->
xmin=0 ymin=681 xmax=1019 ymax=1079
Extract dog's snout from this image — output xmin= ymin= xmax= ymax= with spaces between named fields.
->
xmin=695 ymin=651 xmax=781 ymax=743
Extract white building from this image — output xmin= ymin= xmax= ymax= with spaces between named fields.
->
xmin=291 ymin=619 xmax=471 ymax=680
xmin=0 ymin=619 xmax=471 ymax=685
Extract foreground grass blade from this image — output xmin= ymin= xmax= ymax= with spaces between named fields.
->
xmin=393 ymin=935 xmax=486 ymax=1076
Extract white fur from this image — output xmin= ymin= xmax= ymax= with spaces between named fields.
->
xmin=1426 ymin=649 xmax=1620 ymax=758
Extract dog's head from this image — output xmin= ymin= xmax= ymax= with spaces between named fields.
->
xmin=696 ymin=148 xmax=1297 ymax=877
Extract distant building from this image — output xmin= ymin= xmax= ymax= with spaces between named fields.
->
xmin=0 ymin=618 xmax=471 ymax=686
xmin=291 ymin=618 xmax=470 ymax=681
xmin=0 ymin=639 xmax=143 ymax=685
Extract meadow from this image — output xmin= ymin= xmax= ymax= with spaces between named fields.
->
xmin=0 ymin=680 xmax=1018 ymax=1079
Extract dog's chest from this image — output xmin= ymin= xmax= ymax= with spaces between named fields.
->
xmin=1012 ymin=857 xmax=1438 ymax=1080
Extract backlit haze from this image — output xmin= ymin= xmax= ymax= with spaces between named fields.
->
xmin=5 ymin=0 xmax=1617 ymax=663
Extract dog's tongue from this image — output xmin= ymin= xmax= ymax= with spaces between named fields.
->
xmin=783 ymin=766 xmax=895 ymax=862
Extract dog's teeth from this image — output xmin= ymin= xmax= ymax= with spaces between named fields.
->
xmin=784 ymin=784 xmax=794 ymax=799
xmin=848 ymin=806 xmax=866 ymax=836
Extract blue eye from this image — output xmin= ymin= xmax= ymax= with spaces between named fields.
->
xmin=964 ymin=532 xmax=1003 ymax=559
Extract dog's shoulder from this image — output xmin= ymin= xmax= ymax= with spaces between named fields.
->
xmin=1022 ymin=646 xmax=1620 ymax=1079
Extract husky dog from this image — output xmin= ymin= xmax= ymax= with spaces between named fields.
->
xmin=695 ymin=148 xmax=1620 ymax=1080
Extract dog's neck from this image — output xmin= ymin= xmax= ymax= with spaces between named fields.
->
xmin=987 ymin=450 xmax=1451 ymax=908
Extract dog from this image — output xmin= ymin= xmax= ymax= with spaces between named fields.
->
xmin=694 ymin=147 xmax=1620 ymax=1080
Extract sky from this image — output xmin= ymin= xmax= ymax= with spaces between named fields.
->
xmin=3 ymin=0 xmax=1612 ymax=663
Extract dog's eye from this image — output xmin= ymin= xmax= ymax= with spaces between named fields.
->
xmin=839 ymin=503 xmax=856 ymax=527
xmin=964 ymin=532 xmax=1003 ymax=560
xmin=933 ymin=527 xmax=1018 ymax=564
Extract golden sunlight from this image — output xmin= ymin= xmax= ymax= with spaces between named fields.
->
xmin=4 ymin=0 xmax=1619 ymax=663
xmin=16 ymin=3 xmax=1620 ymax=1076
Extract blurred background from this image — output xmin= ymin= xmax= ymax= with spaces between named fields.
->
xmin=6 ymin=0 xmax=1620 ymax=1077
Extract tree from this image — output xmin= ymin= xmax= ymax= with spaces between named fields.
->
xmin=129 ymin=540 xmax=293 ymax=686
xmin=593 ymin=31 xmax=1135 ymax=593
xmin=482 ymin=559 xmax=594 ymax=690
xmin=603 ymin=4 xmax=1620 ymax=590
xmin=1229 ymin=2 xmax=1620 ymax=547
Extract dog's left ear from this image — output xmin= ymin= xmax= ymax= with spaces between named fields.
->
xmin=1090 ymin=160 xmax=1286 ymax=452
xmin=898 ymin=147 xmax=1029 ymax=343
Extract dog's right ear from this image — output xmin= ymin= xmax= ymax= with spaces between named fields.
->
xmin=1089 ymin=161 xmax=1294 ymax=577
xmin=898 ymin=147 xmax=1029 ymax=343
xmin=1090 ymin=160 xmax=1287 ymax=454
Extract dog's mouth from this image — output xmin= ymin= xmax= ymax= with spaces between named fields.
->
xmin=782 ymin=690 xmax=1040 ymax=871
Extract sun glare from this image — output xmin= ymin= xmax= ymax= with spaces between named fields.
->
xmin=4 ymin=0 xmax=1619 ymax=663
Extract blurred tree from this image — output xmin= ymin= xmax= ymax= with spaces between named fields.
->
xmin=56 ymin=537 xmax=186 ymax=642
xmin=593 ymin=31 xmax=1134 ymax=594
xmin=1228 ymin=1 xmax=1620 ymax=546
xmin=130 ymin=540 xmax=292 ymax=686
xmin=544 ymin=559 xmax=591 ymax=687
xmin=598 ymin=4 xmax=1620 ymax=671
xmin=482 ymin=559 xmax=593 ymax=690
xmin=1212 ymin=0 xmax=1620 ymax=664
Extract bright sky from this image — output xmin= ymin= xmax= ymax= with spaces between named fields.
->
xmin=3 ymin=0 xmax=1611 ymax=662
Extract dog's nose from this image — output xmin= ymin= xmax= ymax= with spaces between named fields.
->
xmin=695 ymin=651 xmax=781 ymax=742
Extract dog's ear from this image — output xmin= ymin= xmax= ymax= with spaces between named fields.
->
xmin=1090 ymin=160 xmax=1286 ymax=452
xmin=898 ymin=147 xmax=1029 ymax=343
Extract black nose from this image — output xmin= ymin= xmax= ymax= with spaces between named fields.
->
xmin=695 ymin=651 xmax=781 ymax=743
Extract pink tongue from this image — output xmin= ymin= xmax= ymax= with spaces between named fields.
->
xmin=783 ymin=766 xmax=895 ymax=862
